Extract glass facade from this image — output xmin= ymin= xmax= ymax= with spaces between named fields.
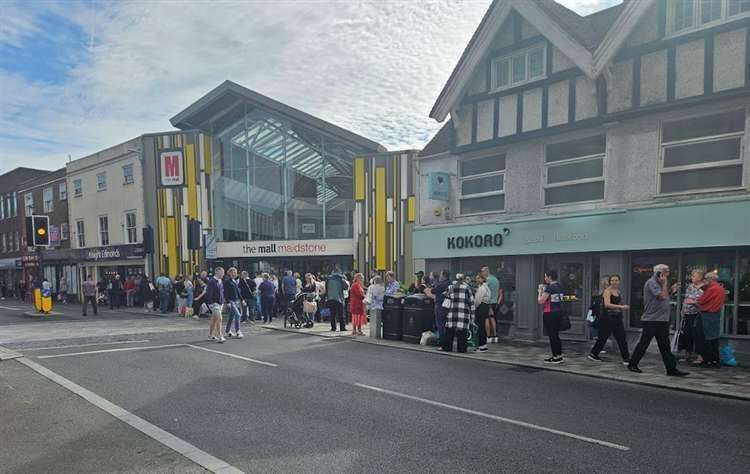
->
xmin=211 ymin=106 xmax=360 ymax=242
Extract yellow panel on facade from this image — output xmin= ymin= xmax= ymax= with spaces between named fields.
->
xmin=354 ymin=157 xmax=365 ymax=201
xmin=185 ymin=143 xmax=198 ymax=219
xmin=166 ymin=217 xmax=178 ymax=278
xmin=407 ymin=196 xmax=416 ymax=222
xmin=375 ymin=167 xmax=386 ymax=270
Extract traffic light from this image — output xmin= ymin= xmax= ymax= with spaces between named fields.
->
xmin=142 ymin=225 xmax=154 ymax=254
xmin=26 ymin=215 xmax=50 ymax=247
xmin=187 ymin=219 xmax=202 ymax=250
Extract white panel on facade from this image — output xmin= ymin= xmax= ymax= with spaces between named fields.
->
xmin=198 ymin=134 xmax=205 ymax=171
xmin=552 ymin=46 xmax=575 ymax=73
xmin=163 ymin=135 xmax=171 ymax=148
xmin=575 ymin=76 xmax=597 ymax=121
xmin=386 ymin=198 xmax=394 ymax=223
xmin=522 ymin=88 xmax=543 ymax=132
xmin=165 ymin=188 xmax=174 ymax=217
xmin=713 ymin=28 xmax=747 ymax=92
xmin=547 ymin=81 xmax=569 ymax=127
xmin=498 ymin=94 xmax=517 ymax=137
xmin=400 ymin=154 xmax=408 ymax=200
xmin=676 ymin=39 xmax=705 ymax=99
xmin=476 ymin=99 xmax=495 ymax=142
xmin=608 ymin=60 xmax=633 ymax=113
xmin=453 ymin=105 xmax=473 ymax=146
xmin=180 ymin=206 xmax=188 ymax=262
xmin=640 ymin=50 xmax=668 ymax=106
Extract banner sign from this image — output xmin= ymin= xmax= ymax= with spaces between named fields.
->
xmin=159 ymin=149 xmax=185 ymax=187
xmin=74 ymin=244 xmax=145 ymax=261
xmin=215 ymin=239 xmax=354 ymax=258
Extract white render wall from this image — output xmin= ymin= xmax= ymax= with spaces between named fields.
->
xmin=66 ymin=138 xmax=145 ymax=248
xmin=418 ymin=99 xmax=750 ymax=227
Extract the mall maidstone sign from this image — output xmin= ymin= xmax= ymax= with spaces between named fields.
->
xmin=215 ymin=239 xmax=354 ymax=258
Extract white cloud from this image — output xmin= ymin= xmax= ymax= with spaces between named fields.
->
xmin=0 ymin=0 xmax=620 ymax=173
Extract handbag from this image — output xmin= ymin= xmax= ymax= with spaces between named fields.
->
xmin=442 ymin=297 xmax=452 ymax=309
xmin=200 ymin=302 xmax=209 ymax=315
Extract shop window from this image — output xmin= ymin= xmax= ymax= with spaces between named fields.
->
xmin=24 ymin=193 xmax=33 ymax=216
xmin=59 ymin=182 xmax=67 ymax=200
xmin=123 ymin=164 xmax=134 ymax=185
xmin=445 ymin=257 xmax=517 ymax=324
xmin=97 ymin=172 xmax=107 ymax=191
xmin=737 ymin=252 xmax=750 ymax=335
xmin=76 ymin=220 xmax=85 ymax=247
xmin=458 ymin=154 xmax=505 ymax=215
xmin=99 ymin=215 xmax=109 ymax=246
xmin=73 ymin=179 xmax=82 ymax=197
xmin=629 ymin=254 xmax=680 ymax=328
xmin=60 ymin=222 xmax=69 ymax=241
xmin=490 ymin=45 xmax=546 ymax=92
xmin=544 ymin=135 xmax=605 ymax=206
xmin=660 ymin=110 xmax=745 ymax=194
xmin=43 ymin=186 xmax=53 ymax=213
xmin=681 ymin=251 xmax=736 ymax=334
xmin=125 ymin=211 xmax=137 ymax=244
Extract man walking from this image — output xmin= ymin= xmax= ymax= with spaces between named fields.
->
xmin=155 ymin=273 xmax=172 ymax=314
xmin=628 ymin=264 xmax=688 ymax=376
xmin=223 ymin=267 xmax=244 ymax=339
xmin=205 ymin=267 xmax=226 ymax=342
xmin=326 ymin=269 xmax=348 ymax=332
xmin=82 ymin=275 xmax=98 ymax=316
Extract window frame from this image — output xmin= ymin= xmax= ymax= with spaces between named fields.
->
xmin=457 ymin=153 xmax=507 ymax=216
xmin=43 ymin=186 xmax=54 ymax=213
xmin=542 ymin=135 xmax=607 ymax=208
xmin=124 ymin=211 xmax=137 ymax=244
xmin=123 ymin=164 xmax=134 ymax=185
xmin=667 ymin=0 xmax=750 ymax=36
xmin=76 ymin=219 xmax=85 ymax=248
xmin=98 ymin=215 xmax=109 ymax=246
xmin=489 ymin=43 xmax=547 ymax=93
xmin=60 ymin=222 xmax=69 ymax=241
xmin=24 ymin=192 xmax=34 ymax=216
xmin=59 ymin=182 xmax=67 ymax=201
xmin=73 ymin=179 xmax=83 ymax=197
xmin=657 ymin=109 xmax=746 ymax=196
xmin=96 ymin=172 xmax=107 ymax=192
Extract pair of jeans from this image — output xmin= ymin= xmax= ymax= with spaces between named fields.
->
xmin=543 ymin=311 xmax=562 ymax=356
xmin=475 ymin=303 xmax=490 ymax=347
xmin=328 ymin=300 xmax=346 ymax=331
xmin=591 ymin=313 xmax=630 ymax=360
xmin=629 ymin=321 xmax=677 ymax=373
xmin=261 ymin=295 xmax=275 ymax=322
xmin=159 ymin=289 xmax=170 ymax=313
xmin=434 ymin=305 xmax=447 ymax=343
xmin=126 ymin=290 xmax=135 ymax=307
xmin=82 ymin=295 xmax=97 ymax=316
xmin=442 ymin=327 xmax=467 ymax=352
xmin=225 ymin=300 xmax=241 ymax=334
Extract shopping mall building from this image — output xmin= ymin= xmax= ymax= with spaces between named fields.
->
xmin=414 ymin=0 xmax=750 ymax=353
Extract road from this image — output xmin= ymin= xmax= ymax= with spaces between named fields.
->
xmin=1 ymin=300 xmax=749 ymax=473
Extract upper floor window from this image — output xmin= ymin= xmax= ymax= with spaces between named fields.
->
xmin=659 ymin=109 xmax=745 ymax=194
xmin=0 ymin=196 xmax=5 ymax=220
xmin=96 ymin=172 xmax=107 ymax=191
xmin=458 ymin=154 xmax=506 ymax=215
xmin=43 ymin=187 xmax=53 ymax=213
xmin=59 ymin=182 xmax=67 ymax=201
xmin=60 ymin=222 xmax=69 ymax=241
xmin=12 ymin=193 xmax=17 ymax=217
xmin=76 ymin=220 xmax=85 ymax=248
xmin=125 ymin=211 xmax=137 ymax=243
xmin=24 ymin=193 xmax=34 ymax=216
xmin=544 ymin=135 xmax=606 ymax=206
xmin=669 ymin=0 xmax=750 ymax=34
xmin=99 ymin=215 xmax=109 ymax=246
xmin=73 ymin=179 xmax=83 ymax=197
xmin=490 ymin=45 xmax=546 ymax=92
xmin=123 ymin=164 xmax=134 ymax=185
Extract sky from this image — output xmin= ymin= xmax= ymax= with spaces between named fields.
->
xmin=0 ymin=0 xmax=621 ymax=174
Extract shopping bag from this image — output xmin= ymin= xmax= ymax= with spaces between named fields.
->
xmin=466 ymin=322 xmax=479 ymax=347
xmin=720 ymin=345 xmax=737 ymax=367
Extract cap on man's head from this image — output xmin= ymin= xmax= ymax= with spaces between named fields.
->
xmin=415 ymin=271 xmax=424 ymax=277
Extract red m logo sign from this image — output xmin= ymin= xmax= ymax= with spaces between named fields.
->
xmin=164 ymin=154 xmax=180 ymax=177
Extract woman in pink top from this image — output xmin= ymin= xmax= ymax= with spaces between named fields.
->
xmin=349 ymin=273 xmax=366 ymax=336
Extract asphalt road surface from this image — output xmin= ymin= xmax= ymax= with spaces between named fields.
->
xmin=1 ymin=302 xmax=749 ymax=473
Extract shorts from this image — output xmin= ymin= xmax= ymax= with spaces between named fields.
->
xmin=210 ymin=303 xmax=223 ymax=316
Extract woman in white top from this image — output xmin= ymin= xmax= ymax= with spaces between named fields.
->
xmin=474 ymin=275 xmax=491 ymax=352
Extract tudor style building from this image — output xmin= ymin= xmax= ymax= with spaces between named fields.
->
xmin=415 ymin=0 xmax=750 ymax=354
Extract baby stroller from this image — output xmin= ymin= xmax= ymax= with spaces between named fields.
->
xmin=284 ymin=292 xmax=315 ymax=329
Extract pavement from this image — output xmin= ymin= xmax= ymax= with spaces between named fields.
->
xmin=1 ymin=300 xmax=750 ymax=473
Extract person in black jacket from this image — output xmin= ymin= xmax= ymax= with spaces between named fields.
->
xmin=239 ymin=271 xmax=256 ymax=322
xmin=223 ymin=267 xmax=244 ymax=338
xmin=205 ymin=267 xmax=225 ymax=342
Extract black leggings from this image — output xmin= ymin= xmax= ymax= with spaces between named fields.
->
xmin=442 ymin=328 xmax=468 ymax=353
xmin=591 ymin=313 xmax=630 ymax=360
xmin=475 ymin=303 xmax=489 ymax=347
xmin=543 ymin=312 xmax=562 ymax=356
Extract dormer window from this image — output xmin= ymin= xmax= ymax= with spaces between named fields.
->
xmin=669 ymin=0 xmax=750 ymax=35
xmin=490 ymin=44 xmax=546 ymax=92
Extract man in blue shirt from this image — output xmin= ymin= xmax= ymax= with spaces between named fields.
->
xmin=281 ymin=270 xmax=297 ymax=313
xmin=155 ymin=273 xmax=172 ymax=314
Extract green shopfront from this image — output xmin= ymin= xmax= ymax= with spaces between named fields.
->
xmin=413 ymin=199 xmax=750 ymax=354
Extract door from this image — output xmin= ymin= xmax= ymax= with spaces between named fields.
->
xmin=543 ymin=256 xmax=590 ymax=340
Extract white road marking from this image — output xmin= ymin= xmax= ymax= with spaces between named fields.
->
xmin=355 ymin=383 xmax=630 ymax=452
xmin=36 ymin=344 xmax=185 ymax=359
xmin=24 ymin=340 xmax=151 ymax=351
xmin=0 ymin=305 xmax=23 ymax=311
xmin=186 ymin=344 xmax=277 ymax=367
xmin=18 ymin=357 xmax=244 ymax=474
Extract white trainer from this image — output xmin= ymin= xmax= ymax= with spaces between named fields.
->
xmin=218 ymin=336 xmax=226 ymax=343
xmin=236 ymin=331 xmax=244 ymax=339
